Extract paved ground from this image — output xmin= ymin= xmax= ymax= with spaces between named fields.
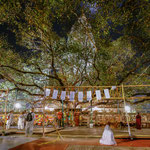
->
xmin=0 ymin=136 xmax=38 ymax=150
xmin=1 ymin=126 xmax=150 ymax=138
xmin=0 ymin=126 xmax=63 ymax=136
xmin=0 ymin=126 xmax=150 ymax=150
xmin=46 ymin=126 xmax=150 ymax=138
xmin=8 ymin=136 xmax=150 ymax=150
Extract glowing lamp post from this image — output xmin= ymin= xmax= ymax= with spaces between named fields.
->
xmin=45 ymin=106 xmax=48 ymax=110
xmin=125 ymin=106 xmax=131 ymax=113
xmin=45 ymin=106 xmax=54 ymax=111
xmin=14 ymin=103 xmax=22 ymax=112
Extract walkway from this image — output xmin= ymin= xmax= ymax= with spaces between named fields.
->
xmin=0 ymin=126 xmax=150 ymax=150
xmin=8 ymin=137 xmax=150 ymax=150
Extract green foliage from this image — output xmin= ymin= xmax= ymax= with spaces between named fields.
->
xmin=0 ymin=0 xmax=149 ymax=102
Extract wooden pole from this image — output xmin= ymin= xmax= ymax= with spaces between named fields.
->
xmin=45 ymin=84 xmax=150 ymax=89
xmin=3 ymin=89 xmax=8 ymax=135
xmin=62 ymin=99 xmax=64 ymax=127
xmin=121 ymin=84 xmax=132 ymax=138
xmin=53 ymin=118 xmax=64 ymax=140
xmin=42 ymin=87 xmax=45 ymax=137
xmin=90 ymin=98 xmax=93 ymax=127
xmin=42 ymin=102 xmax=45 ymax=137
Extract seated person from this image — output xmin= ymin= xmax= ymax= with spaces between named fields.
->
xmin=99 ymin=123 xmax=117 ymax=145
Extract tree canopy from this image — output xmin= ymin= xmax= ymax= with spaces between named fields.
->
xmin=0 ymin=0 xmax=149 ymax=107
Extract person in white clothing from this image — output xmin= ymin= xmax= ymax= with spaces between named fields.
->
xmin=25 ymin=108 xmax=35 ymax=137
xmin=18 ymin=112 xmax=25 ymax=130
xmin=99 ymin=123 xmax=117 ymax=145
xmin=6 ymin=110 xmax=14 ymax=130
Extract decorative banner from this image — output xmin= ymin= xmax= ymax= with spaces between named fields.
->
xmin=78 ymin=92 xmax=83 ymax=102
xmin=45 ymin=89 xmax=50 ymax=96
xmin=61 ymin=91 xmax=66 ymax=100
xmin=104 ymin=89 xmax=110 ymax=98
xmin=52 ymin=90 xmax=58 ymax=99
xmin=70 ymin=91 xmax=75 ymax=101
xmin=87 ymin=91 xmax=92 ymax=101
xmin=96 ymin=90 xmax=101 ymax=100
xmin=111 ymin=86 xmax=117 ymax=90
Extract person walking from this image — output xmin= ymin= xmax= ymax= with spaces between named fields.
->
xmin=6 ymin=110 xmax=14 ymax=130
xmin=57 ymin=110 xmax=63 ymax=128
xmin=25 ymin=108 xmax=35 ymax=137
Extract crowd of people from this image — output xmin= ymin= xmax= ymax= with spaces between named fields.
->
xmin=6 ymin=108 xmax=35 ymax=137
xmin=56 ymin=109 xmax=81 ymax=127
xmin=4 ymin=109 xmax=142 ymax=144
xmin=4 ymin=109 xmax=81 ymax=131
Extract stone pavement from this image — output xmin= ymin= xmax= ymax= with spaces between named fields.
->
xmin=66 ymin=145 xmax=150 ymax=150
xmin=0 ymin=136 xmax=38 ymax=150
xmin=0 ymin=126 xmax=150 ymax=138
xmin=0 ymin=126 xmax=150 ymax=150
xmin=0 ymin=126 xmax=63 ymax=136
xmin=8 ymin=136 xmax=150 ymax=150
xmin=46 ymin=126 xmax=150 ymax=138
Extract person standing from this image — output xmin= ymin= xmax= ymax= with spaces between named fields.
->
xmin=57 ymin=110 xmax=63 ymax=128
xmin=74 ymin=110 xmax=80 ymax=126
xmin=18 ymin=112 xmax=25 ymax=130
xmin=136 ymin=112 xmax=141 ymax=129
xmin=25 ymin=108 xmax=35 ymax=137
xmin=6 ymin=110 xmax=14 ymax=130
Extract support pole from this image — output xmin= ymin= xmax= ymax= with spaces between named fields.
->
xmin=90 ymin=99 xmax=93 ymax=128
xmin=3 ymin=89 xmax=8 ymax=135
xmin=53 ymin=118 xmax=64 ymax=140
xmin=62 ymin=99 xmax=64 ymax=127
xmin=121 ymin=84 xmax=132 ymax=138
xmin=42 ymin=88 xmax=46 ymax=137
xmin=90 ymin=100 xmax=92 ymax=120
xmin=117 ymin=101 xmax=120 ymax=114
xmin=42 ymin=102 xmax=45 ymax=137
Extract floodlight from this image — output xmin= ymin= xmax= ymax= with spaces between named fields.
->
xmin=125 ymin=106 xmax=131 ymax=113
xmin=45 ymin=106 xmax=49 ymax=110
xmin=14 ymin=103 xmax=21 ymax=109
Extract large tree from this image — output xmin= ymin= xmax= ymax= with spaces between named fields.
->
xmin=0 ymin=0 xmax=149 ymax=104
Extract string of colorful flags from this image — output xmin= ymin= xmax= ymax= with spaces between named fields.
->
xmin=45 ymin=86 xmax=117 ymax=102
